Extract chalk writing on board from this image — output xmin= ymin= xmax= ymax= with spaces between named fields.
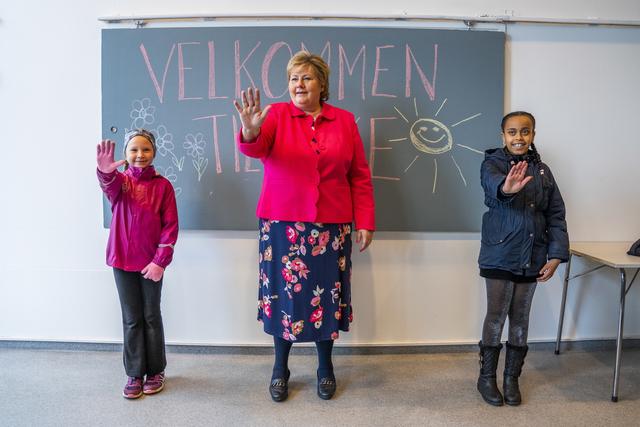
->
xmin=138 ymin=41 xmax=438 ymax=103
xmin=382 ymin=97 xmax=483 ymax=193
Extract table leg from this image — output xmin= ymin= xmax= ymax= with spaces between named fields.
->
xmin=555 ymin=254 xmax=572 ymax=355
xmin=611 ymin=268 xmax=627 ymax=402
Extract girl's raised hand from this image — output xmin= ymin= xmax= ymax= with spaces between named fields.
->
xmin=97 ymin=140 xmax=126 ymax=173
xmin=501 ymin=161 xmax=532 ymax=194
xmin=233 ymin=87 xmax=271 ymax=140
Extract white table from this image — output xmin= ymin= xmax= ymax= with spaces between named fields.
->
xmin=555 ymin=242 xmax=640 ymax=402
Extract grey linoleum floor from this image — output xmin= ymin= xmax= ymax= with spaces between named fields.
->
xmin=2 ymin=345 xmax=640 ymax=426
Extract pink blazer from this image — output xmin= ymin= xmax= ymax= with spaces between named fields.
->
xmin=238 ymin=102 xmax=375 ymax=230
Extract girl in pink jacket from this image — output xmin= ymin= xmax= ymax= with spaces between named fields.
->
xmin=96 ymin=129 xmax=178 ymax=399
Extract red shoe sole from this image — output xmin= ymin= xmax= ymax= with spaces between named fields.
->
xmin=143 ymin=383 xmax=164 ymax=395
xmin=123 ymin=391 xmax=143 ymax=399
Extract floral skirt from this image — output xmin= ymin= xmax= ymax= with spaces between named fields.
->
xmin=257 ymin=219 xmax=353 ymax=342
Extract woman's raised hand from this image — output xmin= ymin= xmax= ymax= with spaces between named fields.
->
xmin=501 ymin=161 xmax=532 ymax=194
xmin=233 ymin=87 xmax=271 ymax=141
xmin=97 ymin=140 xmax=126 ymax=173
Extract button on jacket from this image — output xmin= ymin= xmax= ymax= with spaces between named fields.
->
xmin=237 ymin=101 xmax=375 ymax=231
xmin=97 ymin=166 xmax=179 ymax=271
xmin=478 ymin=148 xmax=569 ymax=276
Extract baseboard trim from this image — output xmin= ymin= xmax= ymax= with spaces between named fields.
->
xmin=2 ymin=339 xmax=639 ymax=355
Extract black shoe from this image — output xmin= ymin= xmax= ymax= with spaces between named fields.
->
xmin=317 ymin=376 xmax=336 ymax=400
xmin=269 ymin=370 xmax=290 ymax=402
xmin=477 ymin=341 xmax=504 ymax=406
xmin=503 ymin=342 xmax=528 ymax=406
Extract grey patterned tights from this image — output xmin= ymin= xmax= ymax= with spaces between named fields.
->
xmin=481 ymin=278 xmax=537 ymax=347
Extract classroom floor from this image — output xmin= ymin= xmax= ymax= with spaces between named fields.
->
xmin=2 ymin=344 xmax=640 ymax=426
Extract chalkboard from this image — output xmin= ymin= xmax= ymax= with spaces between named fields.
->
xmin=102 ymin=26 xmax=504 ymax=231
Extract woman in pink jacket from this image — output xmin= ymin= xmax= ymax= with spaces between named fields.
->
xmin=234 ymin=51 xmax=375 ymax=402
xmin=96 ymin=129 xmax=178 ymax=399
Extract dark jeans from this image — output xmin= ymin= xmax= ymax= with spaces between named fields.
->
xmin=113 ymin=268 xmax=166 ymax=377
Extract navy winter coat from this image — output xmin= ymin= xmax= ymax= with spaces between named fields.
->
xmin=478 ymin=148 xmax=569 ymax=276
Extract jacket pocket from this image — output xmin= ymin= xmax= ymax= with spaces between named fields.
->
xmin=481 ymin=211 xmax=515 ymax=245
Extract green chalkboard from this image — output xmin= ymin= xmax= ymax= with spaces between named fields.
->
xmin=102 ymin=26 xmax=504 ymax=231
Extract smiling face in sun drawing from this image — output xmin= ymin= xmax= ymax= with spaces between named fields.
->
xmin=409 ymin=118 xmax=453 ymax=155
xmin=390 ymin=98 xmax=483 ymax=193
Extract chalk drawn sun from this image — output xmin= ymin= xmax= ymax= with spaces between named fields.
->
xmin=390 ymin=97 xmax=484 ymax=193
xmin=410 ymin=118 xmax=452 ymax=154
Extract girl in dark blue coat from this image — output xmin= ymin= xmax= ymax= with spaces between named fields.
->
xmin=477 ymin=111 xmax=569 ymax=406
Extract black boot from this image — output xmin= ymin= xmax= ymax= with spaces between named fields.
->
xmin=503 ymin=342 xmax=528 ymax=406
xmin=477 ymin=341 xmax=504 ymax=406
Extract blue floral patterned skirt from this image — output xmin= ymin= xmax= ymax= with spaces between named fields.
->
xmin=257 ymin=219 xmax=353 ymax=342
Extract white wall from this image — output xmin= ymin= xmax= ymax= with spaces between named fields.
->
xmin=1 ymin=1 xmax=639 ymax=346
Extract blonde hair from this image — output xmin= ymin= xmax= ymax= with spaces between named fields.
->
xmin=286 ymin=51 xmax=330 ymax=102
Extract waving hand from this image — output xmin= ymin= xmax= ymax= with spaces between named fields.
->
xmin=233 ymin=87 xmax=271 ymax=141
xmin=501 ymin=161 xmax=533 ymax=194
xmin=97 ymin=140 xmax=126 ymax=173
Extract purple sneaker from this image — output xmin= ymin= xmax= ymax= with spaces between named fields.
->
xmin=123 ymin=377 xmax=143 ymax=399
xmin=143 ymin=372 xmax=165 ymax=395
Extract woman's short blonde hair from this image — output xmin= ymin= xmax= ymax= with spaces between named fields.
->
xmin=286 ymin=51 xmax=330 ymax=102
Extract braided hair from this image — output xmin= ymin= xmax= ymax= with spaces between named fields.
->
xmin=501 ymin=111 xmax=541 ymax=165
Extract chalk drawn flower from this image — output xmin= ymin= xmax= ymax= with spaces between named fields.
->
xmin=154 ymin=166 xmax=181 ymax=197
xmin=183 ymin=133 xmax=206 ymax=158
xmin=157 ymin=166 xmax=177 ymax=184
xmin=154 ymin=125 xmax=174 ymax=157
xmin=130 ymin=98 xmax=155 ymax=128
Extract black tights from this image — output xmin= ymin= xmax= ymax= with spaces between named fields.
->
xmin=482 ymin=279 xmax=537 ymax=347
xmin=272 ymin=337 xmax=334 ymax=379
